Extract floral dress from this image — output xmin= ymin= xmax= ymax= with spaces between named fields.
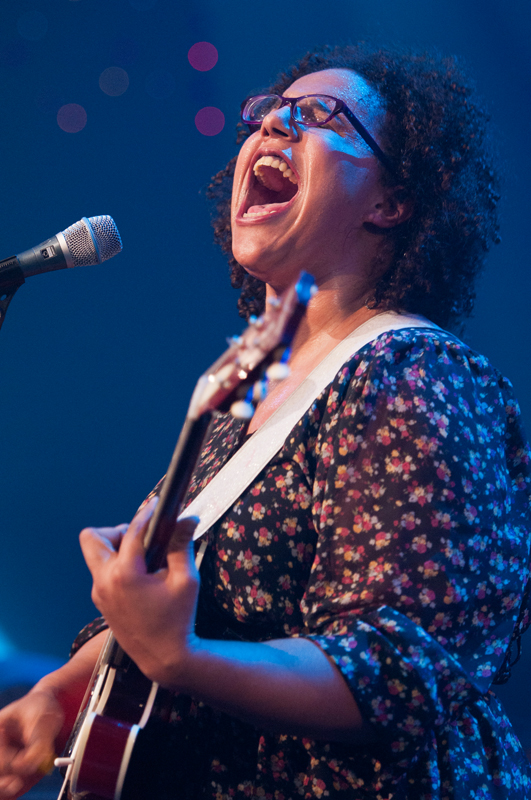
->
xmin=74 ymin=328 xmax=531 ymax=799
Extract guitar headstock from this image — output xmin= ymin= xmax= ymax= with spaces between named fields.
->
xmin=187 ymin=272 xmax=316 ymax=421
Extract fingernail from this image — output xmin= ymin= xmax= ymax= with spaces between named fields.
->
xmin=37 ymin=752 xmax=56 ymax=776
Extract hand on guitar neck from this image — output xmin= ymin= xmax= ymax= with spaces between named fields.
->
xmin=0 ymin=273 xmax=370 ymax=800
xmin=79 ymin=498 xmax=201 ymax=690
xmin=0 ymin=273 xmax=316 ymax=799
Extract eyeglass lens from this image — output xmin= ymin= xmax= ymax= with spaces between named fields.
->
xmin=293 ymin=96 xmax=336 ymax=124
xmin=243 ymin=96 xmax=283 ymax=121
xmin=243 ymin=95 xmax=337 ymax=126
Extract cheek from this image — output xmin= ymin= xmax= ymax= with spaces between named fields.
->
xmin=231 ymin=135 xmax=258 ymax=213
xmin=315 ymin=163 xmax=370 ymax=217
xmin=343 ymin=153 xmax=381 ymax=195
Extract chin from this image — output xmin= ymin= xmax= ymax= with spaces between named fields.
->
xmin=236 ymin=252 xmax=305 ymax=296
xmin=232 ymin=237 xmax=276 ymax=277
xmin=233 ymin=254 xmax=273 ymax=285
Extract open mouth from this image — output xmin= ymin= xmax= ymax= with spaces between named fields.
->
xmin=241 ymin=154 xmax=299 ymax=219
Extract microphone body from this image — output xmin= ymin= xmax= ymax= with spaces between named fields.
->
xmin=0 ymin=216 xmax=122 ymax=290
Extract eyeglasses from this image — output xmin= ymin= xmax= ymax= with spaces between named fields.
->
xmin=241 ymin=93 xmax=397 ymax=177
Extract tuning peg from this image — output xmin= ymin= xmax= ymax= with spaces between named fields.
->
xmin=54 ymin=757 xmax=74 ymax=768
xmin=266 ymin=362 xmax=290 ymax=381
xmin=231 ymin=385 xmax=256 ymax=419
xmin=226 ymin=335 xmax=243 ymax=347
xmin=230 ymin=400 xmax=255 ymax=419
xmin=253 ymin=379 xmax=268 ymax=403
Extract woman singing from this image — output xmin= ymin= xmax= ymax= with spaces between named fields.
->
xmin=0 ymin=44 xmax=529 ymax=800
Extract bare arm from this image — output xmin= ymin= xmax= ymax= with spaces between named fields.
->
xmin=174 ymin=636 xmax=373 ymax=743
xmin=0 ymin=631 xmax=106 ymax=799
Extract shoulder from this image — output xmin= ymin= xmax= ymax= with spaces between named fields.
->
xmin=336 ymin=326 xmax=511 ymax=400
xmin=320 ymin=325 xmax=523 ymax=439
xmin=350 ymin=325 xmax=494 ymax=377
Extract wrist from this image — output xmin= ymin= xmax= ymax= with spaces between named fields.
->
xmin=147 ymin=631 xmax=203 ymax=692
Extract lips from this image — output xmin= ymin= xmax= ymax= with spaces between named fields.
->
xmin=238 ymin=151 xmax=299 ymax=221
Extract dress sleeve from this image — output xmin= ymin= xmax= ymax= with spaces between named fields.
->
xmin=70 ymin=616 xmax=108 ymax=658
xmin=303 ymin=332 xmax=531 ymax=760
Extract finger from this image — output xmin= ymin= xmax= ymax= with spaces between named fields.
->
xmin=166 ymin=518 xmax=200 ymax=582
xmin=11 ymin=706 xmax=62 ymax=777
xmin=0 ymin=742 xmax=19 ymax=776
xmin=166 ymin=516 xmax=200 ymax=555
xmin=128 ymin=495 xmax=159 ymax=539
xmin=0 ymin=773 xmax=24 ymax=797
xmin=116 ymin=496 xmax=160 ymax=565
xmin=79 ymin=524 xmax=129 ymax=573
xmin=0 ymin=715 xmax=27 ymax=774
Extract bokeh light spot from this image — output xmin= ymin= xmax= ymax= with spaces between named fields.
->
xmin=17 ymin=11 xmax=48 ymax=41
xmin=188 ymin=42 xmax=218 ymax=72
xmin=195 ymin=107 xmax=225 ymax=136
xmin=145 ymin=70 xmax=175 ymax=100
xmin=57 ymin=104 xmax=87 ymax=133
xmin=99 ymin=67 xmax=130 ymax=97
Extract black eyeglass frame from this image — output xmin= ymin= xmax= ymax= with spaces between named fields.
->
xmin=241 ymin=93 xmax=398 ymax=178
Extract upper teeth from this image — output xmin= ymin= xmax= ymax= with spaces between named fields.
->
xmin=253 ymin=155 xmax=298 ymax=185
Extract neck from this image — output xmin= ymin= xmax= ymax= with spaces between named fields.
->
xmin=266 ymin=271 xmax=381 ymax=358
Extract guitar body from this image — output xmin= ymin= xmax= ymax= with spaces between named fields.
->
xmin=58 ymin=660 xmax=171 ymax=800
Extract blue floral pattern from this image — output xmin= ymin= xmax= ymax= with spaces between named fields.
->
xmin=74 ymin=328 xmax=531 ymax=798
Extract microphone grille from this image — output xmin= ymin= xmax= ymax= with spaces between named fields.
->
xmin=61 ymin=215 xmax=123 ymax=268
xmin=87 ymin=215 xmax=123 ymax=263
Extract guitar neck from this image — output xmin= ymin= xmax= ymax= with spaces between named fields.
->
xmin=94 ymin=273 xmax=316 ymax=670
xmin=101 ymin=411 xmax=213 ymax=670
xmin=143 ymin=411 xmax=213 ymax=573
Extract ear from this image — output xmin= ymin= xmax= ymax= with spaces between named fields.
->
xmin=364 ymin=186 xmax=414 ymax=229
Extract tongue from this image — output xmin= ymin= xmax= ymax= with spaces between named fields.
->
xmin=247 ymin=202 xmax=288 ymax=214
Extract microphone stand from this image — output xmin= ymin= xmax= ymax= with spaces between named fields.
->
xmin=0 ymin=258 xmax=26 ymax=332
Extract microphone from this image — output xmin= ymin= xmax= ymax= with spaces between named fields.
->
xmin=0 ymin=215 xmax=123 ymax=289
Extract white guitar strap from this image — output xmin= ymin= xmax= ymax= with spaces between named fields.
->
xmin=182 ymin=312 xmax=440 ymax=548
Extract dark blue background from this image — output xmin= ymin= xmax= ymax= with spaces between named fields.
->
xmin=0 ymin=0 xmax=529 ymax=744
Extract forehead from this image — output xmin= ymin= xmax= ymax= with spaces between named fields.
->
xmin=285 ymin=68 xmax=383 ymax=123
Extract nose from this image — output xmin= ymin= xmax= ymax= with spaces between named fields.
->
xmin=259 ymin=103 xmax=298 ymax=140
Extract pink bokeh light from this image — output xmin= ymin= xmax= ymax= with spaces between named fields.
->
xmin=188 ymin=42 xmax=218 ymax=72
xmin=57 ymin=103 xmax=87 ymax=133
xmin=195 ymin=107 xmax=225 ymax=136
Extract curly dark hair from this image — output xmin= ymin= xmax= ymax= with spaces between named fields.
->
xmin=207 ymin=43 xmax=501 ymax=329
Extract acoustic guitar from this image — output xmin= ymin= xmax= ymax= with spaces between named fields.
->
xmin=54 ymin=272 xmax=315 ymax=800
